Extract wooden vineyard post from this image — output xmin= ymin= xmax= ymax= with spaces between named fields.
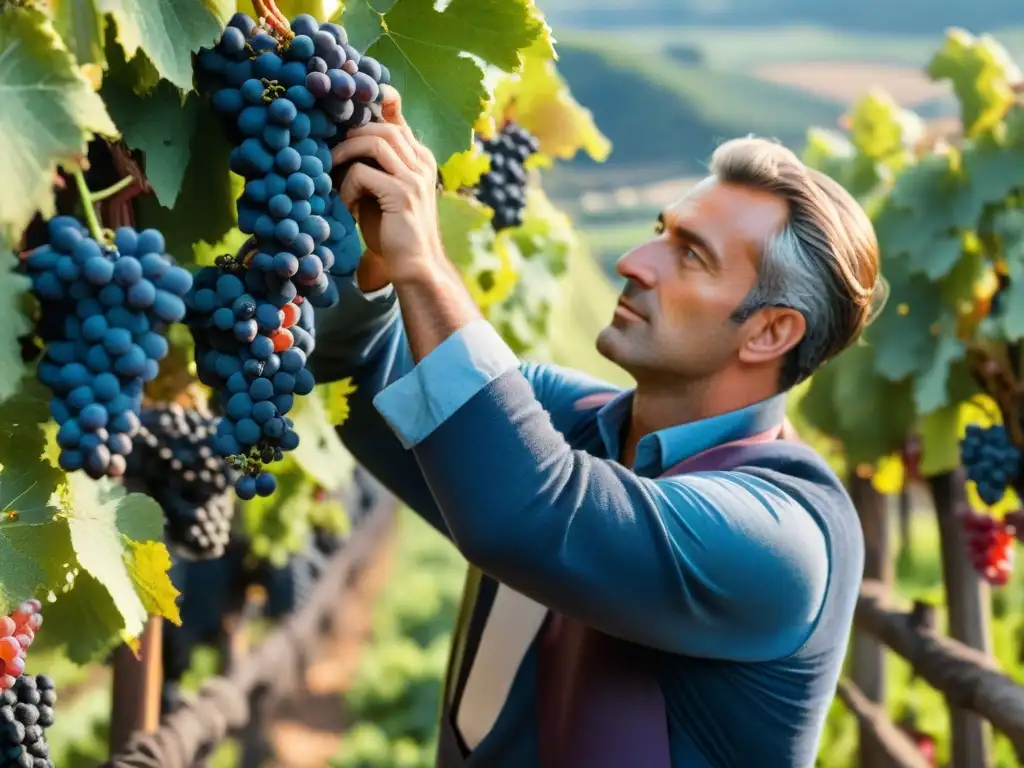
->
xmin=109 ymin=616 xmax=164 ymax=759
xmin=928 ymin=470 xmax=992 ymax=768
xmin=850 ymin=474 xmax=893 ymax=767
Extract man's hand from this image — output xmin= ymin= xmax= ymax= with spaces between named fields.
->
xmin=332 ymin=86 xmax=444 ymax=288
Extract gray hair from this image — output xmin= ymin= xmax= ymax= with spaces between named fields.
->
xmin=709 ymin=136 xmax=883 ymax=389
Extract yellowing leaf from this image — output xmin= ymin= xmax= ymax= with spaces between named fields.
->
xmin=62 ymin=474 xmax=165 ymax=641
xmin=474 ymin=231 xmax=521 ymax=309
xmin=317 ymin=377 xmax=358 ymax=426
xmin=123 ymin=540 xmax=181 ymax=625
xmin=491 ymin=37 xmax=611 ymax=163
xmin=928 ymin=28 xmax=1022 ymax=138
xmin=440 ymin=146 xmax=491 ymax=192
xmin=846 ymin=89 xmax=922 ymax=163
xmin=870 ymin=454 xmax=905 ymax=495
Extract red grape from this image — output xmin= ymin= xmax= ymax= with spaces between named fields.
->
xmin=962 ymin=509 xmax=1016 ymax=586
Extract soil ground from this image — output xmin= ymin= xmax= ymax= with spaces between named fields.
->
xmin=261 ymin=514 xmax=398 ymax=768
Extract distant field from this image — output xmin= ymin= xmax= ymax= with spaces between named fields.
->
xmin=751 ymin=60 xmax=952 ymax=107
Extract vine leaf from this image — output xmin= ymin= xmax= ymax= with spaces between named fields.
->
xmin=63 ymin=474 xmax=174 ymax=641
xmin=491 ymin=37 xmax=611 ymax=163
xmin=270 ymin=0 xmax=328 ymax=21
xmin=351 ymin=0 xmax=551 ymax=163
xmin=316 ymin=378 xmax=358 ymax=426
xmin=124 ymin=540 xmax=181 ymax=625
xmin=918 ymin=404 xmax=963 ymax=477
xmin=0 ymin=253 xmax=32 ymax=402
xmin=96 ymin=0 xmax=234 ymax=91
xmin=133 ymin=100 xmax=238 ymax=258
xmin=43 ymin=571 xmax=129 ymax=664
xmin=48 ymin=0 xmax=107 ymax=67
xmin=289 ymin=391 xmax=354 ymax=492
xmin=914 ymin=328 xmax=965 ymax=414
xmin=928 ymin=28 xmax=1022 ymax=138
xmin=102 ymin=71 xmax=201 ymax=209
xmin=0 ymin=6 xmax=118 ymax=248
xmin=0 ymin=468 xmax=75 ymax=614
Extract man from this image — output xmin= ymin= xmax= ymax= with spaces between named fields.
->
xmin=309 ymin=86 xmax=883 ymax=767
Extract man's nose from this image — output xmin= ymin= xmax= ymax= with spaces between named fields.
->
xmin=615 ymin=244 xmax=658 ymax=290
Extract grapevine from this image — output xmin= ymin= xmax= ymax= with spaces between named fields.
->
xmin=473 ymin=121 xmax=541 ymax=231
xmin=185 ymin=11 xmax=384 ymax=500
xmin=20 ymin=204 xmax=192 ymax=480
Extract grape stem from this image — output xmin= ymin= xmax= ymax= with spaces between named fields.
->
xmin=89 ymin=175 xmax=135 ymax=203
xmin=71 ymin=168 xmax=105 ymax=242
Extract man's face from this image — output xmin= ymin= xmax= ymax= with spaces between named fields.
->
xmin=596 ymin=177 xmax=791 ymax=385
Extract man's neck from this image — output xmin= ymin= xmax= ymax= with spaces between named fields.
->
xmin=619 ymin=368 xmax=779 ymax=469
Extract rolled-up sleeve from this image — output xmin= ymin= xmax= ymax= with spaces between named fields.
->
xmin=373 ymin=320 xmax=831 ymax=661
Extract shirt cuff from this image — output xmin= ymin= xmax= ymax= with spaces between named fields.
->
xmin=371 ymin=319 xmax=520 ymax=449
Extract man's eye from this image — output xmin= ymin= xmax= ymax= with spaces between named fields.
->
xmin=684 ymin=247 xmax=700 ymax=260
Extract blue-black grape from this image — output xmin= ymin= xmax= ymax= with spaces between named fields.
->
xmin=189 ymin=11 xmax=390 ymax=497
xmin=960 ymin=424 xmax=1022 ymax=505
xmin=473 ymin=120 xmax=541 ymax=231
xmin=0 ymin=675 xmax=57 ymax=768
xmin=23 ymin=218 xmax=192 ymax=480
xmin=126 ymin=405 xmax=238 ymax=561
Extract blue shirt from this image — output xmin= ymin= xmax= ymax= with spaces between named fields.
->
xmin=309 ymin=279 xmax=864 ymax=767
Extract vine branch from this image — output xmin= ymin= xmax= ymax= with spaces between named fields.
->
xmin=71 ymin=168 xmax=105 ymax=243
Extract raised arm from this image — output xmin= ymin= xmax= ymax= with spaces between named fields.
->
xmin=328 ymin=108 xmax=831 ymax=660
xmin=309 ymin=278 xmax=621 ymax=538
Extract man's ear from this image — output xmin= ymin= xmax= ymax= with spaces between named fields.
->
xmin=737 ymin=307 xmax=806 ymax=366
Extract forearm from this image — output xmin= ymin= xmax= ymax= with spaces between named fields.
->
xmin=393 ymin=257 xmax=483 ymax=364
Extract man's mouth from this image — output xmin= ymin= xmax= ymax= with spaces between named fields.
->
xmin=614 ymin=298 xmax=646 ymax=322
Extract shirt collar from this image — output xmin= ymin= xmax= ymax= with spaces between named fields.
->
xmin=595 ymin=390 xmax=789 ymax=476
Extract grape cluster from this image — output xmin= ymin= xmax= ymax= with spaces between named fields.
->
xmin=188 ymin=12 xmax=385 ymax=497
xmin=473 ymin=121 xmax=541 ymax=231
xmin=126 ymin=405 xmax=238 ymax=560
xmin=959 ymin=424 xmax=1022 ymax=505
xmin=0 ymin=675 xmax=56 ymax=768
xmin=262 ymin=536 xmax=329 ymax=619
xmin=0 ymin=603 xmax=42 ymax=693
xmin=22 ymin=218 xmax=192 ymax=479
xmin=962 ymin=510 xmax=1015 ymax=586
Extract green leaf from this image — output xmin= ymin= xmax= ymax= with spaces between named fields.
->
xmin=289 ymin=391 xmax=354 ymax=492
xmin=340 ymin=0 xmax=395 ymax=50
xmin=49 ymin=0 xmax=107 ymax=66
xmin=0 ymin=254 xmax=32 ymax=402
xmin=43 ymin=570 xmax=128 ymax=664
xmin=961 ymin=139 xmax=1024 ymax=213
xmin=0 ymin=6 xmax=117 ymax=248
xmin=97 ymin=0 xmax=234 ymax=91
xmin=361 ymin=0 xmax=549 ymax=162
xmin=913 ymin=327 xmax=964 ymax=414
xmin=798 ymin=344 xmax=915 ymax=466
xmin=102 ymin=73 xmax=200 ymax=209
xmin=918 ymin=403 xmax=962 ymax=477
xmin=866 ymin=274 xmax=946 ymax=382
xmin=0 ymin=376 xmax=58 ymax=479
xmin=438 ymin=192 xmax=494 ymax=272
xmin=928 ymin=28 xmax=1021 ymax=138
xmin=133 ymin=100 xmax=238 ymax=258
xmin=63 ymin=474 xmax=166 ymax=640
xmin=847 ymin=89 xmax=922 ymax=162
xmin=274 ymin=0 xmax=329 ymax=21
xmin=916 ymin=235 xmax=964 ymax=281
xmin=0 ymin=468 xmax=75 ymax=613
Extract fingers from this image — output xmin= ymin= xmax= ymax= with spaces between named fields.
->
xmin=332 ymin=134 xmax=418 ymax=180
xmin=339 ymin=123 xmax=419 ymax=172
xmin=379 ymin=85 xmax=405 ymax=126
xmin=338 ymin=161 xmax=405 ymax=212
